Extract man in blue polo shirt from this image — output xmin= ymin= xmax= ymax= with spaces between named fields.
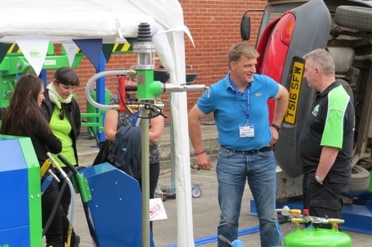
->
xmin=299 ymin=48 xmax=355 ymax=224
xmin=188 ymin=42 xmax=289 ymax=247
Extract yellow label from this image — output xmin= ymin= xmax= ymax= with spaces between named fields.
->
xmin=285 ymin=60 xmax=304 ymax=124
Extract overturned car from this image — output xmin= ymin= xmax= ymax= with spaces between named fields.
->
xmin=241 ymin=0 xmax=372 ymax=197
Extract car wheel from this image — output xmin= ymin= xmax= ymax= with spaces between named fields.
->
xmin=349 ymin=164 xmax=370 ymax=194
xmin=335 ymin=6 xmax=372 ymax=32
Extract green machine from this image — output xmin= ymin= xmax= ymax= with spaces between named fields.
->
xmin=0 ymin=43 xmax=83 ymax=109
xmin=84 ymin=22 xmax=206 ymax=246
xmin=0 ymin=135 xmax=43 ymax=247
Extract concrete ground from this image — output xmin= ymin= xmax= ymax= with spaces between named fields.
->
xmin=69 ymin=126 xmax=372 ymax=247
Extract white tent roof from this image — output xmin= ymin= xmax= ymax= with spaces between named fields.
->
xmin=0 ymin=0 xmax=195 ymax=246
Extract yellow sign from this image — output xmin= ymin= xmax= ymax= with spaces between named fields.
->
xmin=285 ymin=59 xmax=304 ymax=124
xmin=7 ymin=43 xmax=21 ymax=54
xmin=112 ymin=42 xmax=131 ymax=53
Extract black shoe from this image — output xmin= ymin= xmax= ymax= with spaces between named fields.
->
xmin=66 ymin=233 xmax=80 ymax=247
xmin=71 ymin=234 xmax=80 ymax=247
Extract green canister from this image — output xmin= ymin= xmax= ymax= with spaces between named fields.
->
xmin=284 ymin=227 xmax=352 ymax=247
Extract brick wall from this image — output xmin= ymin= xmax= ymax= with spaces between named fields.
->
xmin=47 ymin=0 xmax=267 ymax=120
xmin=180 ymin=0 xmax=266 ymax=112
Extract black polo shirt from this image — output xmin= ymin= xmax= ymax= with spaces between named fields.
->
xmin=299 ymin=81 xmax=355 ymax=183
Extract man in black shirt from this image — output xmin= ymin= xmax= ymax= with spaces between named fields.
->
xmin=299 ymin=48 xmax=355 ymax=221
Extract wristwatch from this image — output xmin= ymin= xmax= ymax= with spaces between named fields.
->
xmin=271 ymin=123 xmax=281 ymax=132
xmin=315 ymin=175 xmax=323 ymax=185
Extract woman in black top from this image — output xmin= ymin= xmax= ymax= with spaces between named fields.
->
xmin=0 ymin=74 xmax=66 ymax=247
xmin=41 ymin=67 xmax=81 ymax=246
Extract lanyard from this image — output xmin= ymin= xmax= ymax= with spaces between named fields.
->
xmin=229 ymin=78 xmax=250 ymax=120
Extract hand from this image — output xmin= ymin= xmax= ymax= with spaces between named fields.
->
xmin=270 ymin=126 xmax=279 ymax=145
xmin=196 ymin=152 xmax=213 ymax=170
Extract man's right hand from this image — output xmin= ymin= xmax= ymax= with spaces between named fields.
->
xmin=196 ymin=152 xmax=213 ymax=170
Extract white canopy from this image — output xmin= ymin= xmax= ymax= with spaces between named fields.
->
xmin=0 ymin=0 xmax=195 ymax=246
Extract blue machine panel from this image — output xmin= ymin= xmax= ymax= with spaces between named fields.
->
xmin=0 ymin=139 xmax=30 ymax=227
xmin=0 ymin=226 xmax=31 ymax=246
xmin=81 ymin=163 xmax=154 ymax=247
xmin=0 ymin=138 xmax=30 ymax=246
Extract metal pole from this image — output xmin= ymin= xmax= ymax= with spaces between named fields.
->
xmin=169 ymin=104 xmax=176 ymax=195
xmin=133 ymin=22 xmax=158 ymax=246
xmin=140 ymin=105 xmax=150 ymax=247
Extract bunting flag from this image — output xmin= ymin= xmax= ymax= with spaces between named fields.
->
xmin=16 ymin=39 xmax=49 ymax=76
xmin=62 ymin=42 xmax=79 ymax=67
xmin=73 ymin=39 xmax=103 ymax=71
xmin=102 ymin=43 xmax=114 ymax=63
xmin=0 ymin=43 xmax=11 ymax=64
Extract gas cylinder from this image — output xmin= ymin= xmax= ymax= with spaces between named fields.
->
xmin=284 ymin=227 xmax=352 ymax=247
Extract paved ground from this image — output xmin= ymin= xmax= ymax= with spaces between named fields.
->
xmin=68 ymin=126 xmax=372 ymax=247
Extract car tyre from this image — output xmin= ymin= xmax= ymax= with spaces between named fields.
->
xmin=349 ymin=164 xmax=370 ymax=194
xmin=335 ymin=6 xmax=372 ymax=32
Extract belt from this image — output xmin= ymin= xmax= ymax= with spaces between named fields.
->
xmin=222 ymin=146 xmax=272 ymax=154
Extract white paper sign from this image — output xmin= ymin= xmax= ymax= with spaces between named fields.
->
xmin=149 ymin=198 xmax=167 ymax=221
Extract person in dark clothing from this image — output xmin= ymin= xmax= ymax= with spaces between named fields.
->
xmin=0 ymin=74 xmax=65 ymax=246
xmin=41 ymin=67 xmax=81 ymax=246
xmin=104 ymin=70 xmax=164 ymax=200
xmin=299 ymin=48 xmax=355 ymax=224
xmin=104 ymin=70 xmax=164 ymax=233
xmin=114 ymin=125 xmax=142 ymax=180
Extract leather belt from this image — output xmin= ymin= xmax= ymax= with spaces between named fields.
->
xmin=222 ymin=146 xmax=272 ymax=154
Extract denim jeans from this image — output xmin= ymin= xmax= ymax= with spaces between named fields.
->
xmin=216 ymin=147 xmax=281 ymax=247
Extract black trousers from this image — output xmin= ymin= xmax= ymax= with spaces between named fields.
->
xmin=303 ymin=173 xmax=348 ymax=223
xmin=42 ymin=179 xmax=64 ymax=247
xmin=137 ymin=162 xmax=160 ymax=199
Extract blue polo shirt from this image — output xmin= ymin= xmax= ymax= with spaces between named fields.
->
xmin=197 ymin=73 xmax=279 ymax=151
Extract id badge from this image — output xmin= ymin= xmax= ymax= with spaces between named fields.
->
xmin=239 ymin=124 xmax=254 ymax=138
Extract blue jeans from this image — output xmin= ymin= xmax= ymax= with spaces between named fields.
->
xmin=216 ymin=147 xmax=280 ymax=247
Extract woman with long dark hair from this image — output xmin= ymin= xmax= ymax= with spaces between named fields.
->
xmin=0 ymin=74 xmax=66 ymax=246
